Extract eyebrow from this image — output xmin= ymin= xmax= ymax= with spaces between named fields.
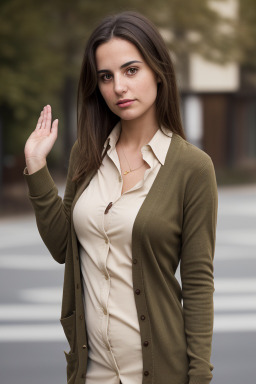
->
xmin=97 ymin=60 xmax=142 ymax=74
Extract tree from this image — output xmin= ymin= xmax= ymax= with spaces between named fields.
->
xmin=0 ymin=0 xmax=241 ymax=167
xmin=235 ymin=0 xmax=256 ymax=88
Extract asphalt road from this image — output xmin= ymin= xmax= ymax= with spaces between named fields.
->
xmin=0 ymin=184 xmax=255 ymax=384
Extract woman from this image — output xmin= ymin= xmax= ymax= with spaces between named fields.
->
xmin=24 ymin=11 xmax=218 ymax=384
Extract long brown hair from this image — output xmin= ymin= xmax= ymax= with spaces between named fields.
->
xmin=74 ymin=11 xmax=185 ymax=182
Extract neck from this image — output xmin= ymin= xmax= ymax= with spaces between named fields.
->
xmin=119 ymin=113 xmax=159 ymax=150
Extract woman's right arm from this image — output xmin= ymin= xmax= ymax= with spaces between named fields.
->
xmin=24 ymin=105 xmax=77 ymax=264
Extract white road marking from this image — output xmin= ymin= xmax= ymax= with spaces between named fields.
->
xmin=0 ymin=313 xmax=256 ymax=342
xmin=0 ymin=324 xmax=65 ymax=342
xmin=0 ymin=305 xmax=60 ymax=320
xmin=214 ymin=245 xmax=255 ymax=260
xmin=1 ymin=297 xmax=255 ymax=322
xmin=0 ymin=255 xmax=63 ymax=270
xmin=214 ymin=295 xmax=256 ymax=311
xmin=214 ymin=279 xmax=256 ymax=293
xmin=218 ymin=205 xmax=256 ymax=216
xmin=0 ymin=236 xmax=42 ymax=249
xmin=19 ymin=287 xmax=62 ymax=303
xmin=214 ymin=314 xmax=256 ymax=332
xmin=216 ymin=230 xmax=256 ymax=246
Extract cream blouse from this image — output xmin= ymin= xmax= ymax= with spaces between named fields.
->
xmin=73 ymin=122 xmax=172 ymax=384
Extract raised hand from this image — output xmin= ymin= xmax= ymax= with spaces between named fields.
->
xmin=24 ymin=105 xmax=58 ymax=174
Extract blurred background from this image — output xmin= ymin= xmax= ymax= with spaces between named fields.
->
xmin=0 ymin=0 xmax=255 ymax=383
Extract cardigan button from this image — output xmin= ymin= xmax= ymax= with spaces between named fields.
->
xmin=82 ymin=344 xmax=87 ymax=349
xmin=140 ymin=315 xmax=146 ymax=321
xmin=143 ymin=341 xmax=149 ymax=347
xmin=79 ymin=314 xmax=83 ymax=320
xmin=76 ymin=283 xmax=80 ymax=289
xmin=144 ymin=371 xmax=149 ymax=376
xmin=135 ymin=289 xmax=141 ymax=295
xmin=82 ymin=373 xmax=86 ymax=378
xmin=133 ymin=259 xmax=137 ymax=264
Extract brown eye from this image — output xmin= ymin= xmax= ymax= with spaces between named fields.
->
xmin=126 ymin=67 xmax=138 ymax=76
xmin=101 ymin=73 xmax=112 ymax=82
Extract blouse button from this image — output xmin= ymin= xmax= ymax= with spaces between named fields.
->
xmin=144 ymin=371 xmax=149 ymax=376
xmin=140 ymin=315 xmax=146 ymax=321
xmin=135 ymin=289 xmax=141 ymax=295
xmin=104 ymin=202 xmax=113 ymax=214
xmin=105 ymin=239 xmax=109 ymax=244
xmin=144 ymin=341 xmax=149 ymax=347
xmin=103 ymin=308 xmax=108 ymax=315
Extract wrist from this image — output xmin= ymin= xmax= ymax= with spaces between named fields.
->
xmin=25 ymin=157 xmax=47 ymax=174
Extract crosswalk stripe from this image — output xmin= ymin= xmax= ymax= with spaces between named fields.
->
xmin=215 ymin=246 xmax=255 ymax=260
xmin=214 ymin=314 xmax=256 ymax=332
xmin=214 ymin=278 xmax=256 ymax=292
xmin=216 ymin=230 xmax=256 ymax=246
xmin=0 ymin=313 xmax=256 ymax=342
xmin=214 ymin=295 xmax=256 ymax=310
xmin=0 ymin=296 xmax=255 ymax=322
xmin=218 ymin=205 xmax=256 ymax=216
xmin=0 ymin=255 xmax=63 ymax=270
xmin=0 ymin=324 xmax=65 ymax=342
xmin=0 ymin=305 xmax=60 ymax=320
xmin=20 ymin=287 xmax=62 ymax=303
xmin=0 ymin=237 xmax=41 ymax=249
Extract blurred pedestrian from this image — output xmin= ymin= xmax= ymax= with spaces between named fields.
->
xmin=24 ymin=11 xmax=218 ymax=384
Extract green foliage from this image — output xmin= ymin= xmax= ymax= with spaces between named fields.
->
xmin=0 ymin=0 xmax=64 ymax=154
xmin=0 ymin=0 xmax=248 ymax=159
xmin=237 ymin=0 xmax=256 ymax=68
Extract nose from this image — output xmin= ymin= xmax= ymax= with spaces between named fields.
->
xmin=113 ymin=74 xmax=127 ymax=95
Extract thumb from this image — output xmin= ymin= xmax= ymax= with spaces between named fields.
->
xmin=51 ymin=119 xmax=59 ymax=137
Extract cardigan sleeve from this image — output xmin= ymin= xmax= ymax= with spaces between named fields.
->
xmin=180 ymin=155 xmax=218 ymax=384
xmin=24 ymin=142 xmax=78 ymax=264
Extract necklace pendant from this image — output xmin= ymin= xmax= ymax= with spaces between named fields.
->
xmin=123 ymin=170 xmax=130 ymax=175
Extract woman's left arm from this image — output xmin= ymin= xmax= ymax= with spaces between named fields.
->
xmin=180 ymin=156 xmax=218 ymax=384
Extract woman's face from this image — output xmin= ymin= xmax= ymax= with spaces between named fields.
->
xmin=96 ymin=38 xmax=158 ymax=123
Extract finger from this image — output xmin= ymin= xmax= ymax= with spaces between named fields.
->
xmin=41 ymin=106 xmax=47 ymax=130
xmin=35 ymin=110 xmax=43 ymax=131
xmin=45 ymin=105 xmax=52 ymax=132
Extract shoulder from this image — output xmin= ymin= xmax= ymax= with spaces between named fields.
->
xmin=70 ymin=140 xmax=79 ymax=160
xmin=68 ymin=140 xmax=79 ymax=170
xmin=171 ymin=133 xmax=215 ymax=177
xmin=170 ymin=135 xmax=218 ymax=204
xmin=166 ymin=134 xmax=217 ymax=200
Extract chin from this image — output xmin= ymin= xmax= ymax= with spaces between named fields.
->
xmin=114 ymin=111 xmax=142 ymax=121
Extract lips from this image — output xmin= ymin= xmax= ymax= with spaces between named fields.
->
xmin=116 ymin=99 xmax=134 ymax=105
xmin=116 ymin=99 xmax=135 ymax=108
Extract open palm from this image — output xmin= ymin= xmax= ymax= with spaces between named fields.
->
xmin=25 ymin=105 xmax=58 ymax=173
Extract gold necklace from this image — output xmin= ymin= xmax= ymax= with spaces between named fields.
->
xmin=120 ymin=144 xmax=145 ymax=175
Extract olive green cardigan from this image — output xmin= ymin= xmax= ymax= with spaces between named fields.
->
xmin=25 ymin=133 xmax=218 ymax=384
